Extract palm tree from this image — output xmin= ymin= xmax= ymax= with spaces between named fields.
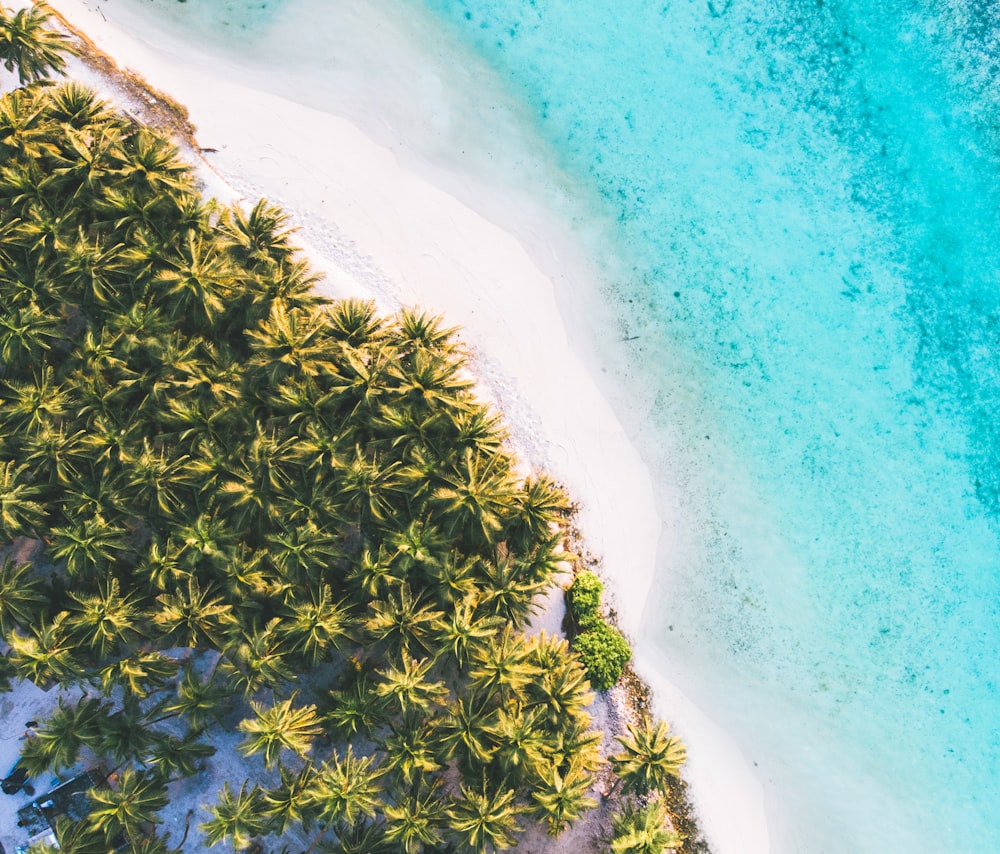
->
xmin=0 ymin=458 xmax=46 ymax=537
xmin=609 ymin=796 xmax=683 ymax=854
xmin=438 ymin=692 xmax=497 ymax=769
xmin=215 ymin=544 xmax=276 ymax=604
xmin=21 ymin=423 xmax=86 ymax=488
xmin=72 ymin=372 xmax=136 ymax=430
xmin=47 ymin=814 xmax=110 ymax=854
xmin=89 ymin=767 xmax=168 ymax=843
xmin=390 ymin=345 xmax=473 ymax=417
xmin=119 ymin=438 xmax=193 ymax=519
xmin=45 ymin=80 xmax=116 ymax=129
xmin=169 ymin=340 xmax=242 ymax=410
xmin=449 ymin=408 xmax=507 ymax=456
xmin=0 ymin=1 xmax=74 ymax=84
xmin=335 ymin=445 xmax=405 ymax=528
xmin=327 ymin=298 xmax=385 ymax=348
xmin=266 ymin=521 xmax=341 ymax=584
xmin=65 ymin=576 xmax=144 ymax=659
xmin=286 ymin=414 xmax=342 ymax=471
xmin=477 ymin=552 xmax=547 ymax=625
xmin=543 ymin=714 xmax=604 ymax=776
xmin=73 ymin=413 xmax=141 ymax=471
xmin=248 ymin=300 xmax=336 ymax=383
xmin=18 ymin=696 xmax=105 ymax=776
xmin=0 ymin=299 xmax=59 ymax=373
xmin=238 ymin=692 xmax=322 ymax=768
xmin=447 ymin=778 xmax=523 ymax=853
xmin=223 ymin=620 xmax=296 ymax=696
xmin=429 ymin=552 xmax=481 ymax=608
xmin=530 ymin=756 xmax=597 ymax=836
xmin=381 ymin=780 xmax=447 ymax=854
xmin=8 ymin=203 xmax=73 ymax=265
xmin=152 ymin=577 xmax=239 ymax=649
xmin=6 ymin=612 xmax=81 ymax=685
xmin=172 ymin=511 xmax=235 ymax=575
xmin=375 ymin=654 xmax=449 ymax=715
xmin=327 ymin=819 xmax=393 ymax=854
xmin=525 ymin=632 xmax=593 ymax=727
xmin=517 ymin=532 xmax=568 ymax=588
xmin=100 ymin=186 xmax=174 ymax=248
xmin=136 ymin=536 xmax=187 ymax=595
xmin=0 ymin=90 xmax=52 ymax=170
xmin=394 ymin=307 xmax=460 ymax=354
xmin=157 ymin=664 xmax=232 ymax=733
xmin=153 ymin=232 xmax=232 ymax=327
xmin=200 ymin=780 xmax=267 ymax=849
xmin=432 ymin=447 xmax=518 ymax=545
xmin=160 ymin=395 xmax=231 ymax=448
xmin=48 ymin=515 xmax=128 ymax=580
xmin=144 ymin=728 xmax=215 ymax=780
xmin=218 ymin=425 xmax=298 ymax=534
xmin=123 ymin=830 xmax=182 ymax=854
xmin=376 ymin=406 xmax=448 ymax=461
xmin=327 ymin=344 xmax=396 ymax=424
xmin=0 ymin=554 xmax=46 ymax=637
xmin=385 ymin=518 xmax=448 ymax=579
xmin=345 ymin=545 xmax=401 ymax=600
xmin=98 ymin=651 xmax=179 ymax=698
xmin=430 ymin=595 xmax=501 ymax=669
xmin=260 ymin=763 xmax=316 ymax=835
xmin=468 ymin=626 xmax=538 ymax=702
xmin=99 ymin=695 xmax=158 ymax=765
xmin=218 ymin=198 xmax=297 ymax=269
xmin=491 ymin=706 xmax=545 ymax=781
xmin=59 ymin=222 xmax=129 ymax=308
xmin=323 ymin=669 xmax=389 ymax=741
xmin=308 ymin=746 xmax=383 ymax=827
xmin=610 ymin=718 xmax=688 ymax=797
xmin=506 ymin=474 xmax=568 ymax=551
xmin=121 ymin=127 xmax=192 ymax=195
xmin=380 ymin=713 xmax=443 ymax=786
xmin=365 ymin=583 xmax=442 ymax=659
xmin=277 ymin=583 xmax=354 ymax=665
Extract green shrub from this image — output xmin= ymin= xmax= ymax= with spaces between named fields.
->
xmin=573 ymin=621 xmax=632 ymax=690
xmin=567 ymin=570 xmax=604 ymax=629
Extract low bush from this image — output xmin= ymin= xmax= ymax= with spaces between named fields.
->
xmin=567 ymin=570 xmax=604 ymax=629
xmin=573 ymin=620 xmax=632 ymax=691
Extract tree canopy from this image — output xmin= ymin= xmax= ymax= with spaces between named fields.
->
xmin=0 ymin=5 xmax=692 ymax=851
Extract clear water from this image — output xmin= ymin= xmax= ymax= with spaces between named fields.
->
xmin=110 ymin=0 xmax=1000 ymax=850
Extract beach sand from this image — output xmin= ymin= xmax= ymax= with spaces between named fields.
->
xmin=28 ymin=1 xmax=772 ymax=850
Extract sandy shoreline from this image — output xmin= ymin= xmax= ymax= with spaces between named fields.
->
xmin=33 ymin=1 xmax=771 ymax=850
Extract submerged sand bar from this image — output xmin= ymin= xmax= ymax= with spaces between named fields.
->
xmin=35 ymin=1 xmax=770 ymax=850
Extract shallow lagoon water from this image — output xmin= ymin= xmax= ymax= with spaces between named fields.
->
xmin=108 ymin=0 xmax=999 ymax=850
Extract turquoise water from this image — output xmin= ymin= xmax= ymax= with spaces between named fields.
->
xmin=103 ymin=0 xmax=999 ymax=850
xmin=410 ymin=1 xmax=1000 ymax=851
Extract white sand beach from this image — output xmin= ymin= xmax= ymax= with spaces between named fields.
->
xmin=27 ymin=1 xmax=772 ymax=850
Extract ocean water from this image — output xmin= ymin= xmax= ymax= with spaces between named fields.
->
xmin=98 ymin=0 xmax=999 ymax=851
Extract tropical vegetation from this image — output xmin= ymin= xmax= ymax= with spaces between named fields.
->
xmin=566 ymin=568 xmax=631 ymax=690
xmin=0 ymin=3 xmax=691 ymax=852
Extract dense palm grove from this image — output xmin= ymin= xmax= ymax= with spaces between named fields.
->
xmin=0 ymin=4 xmax=689 ymax=853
